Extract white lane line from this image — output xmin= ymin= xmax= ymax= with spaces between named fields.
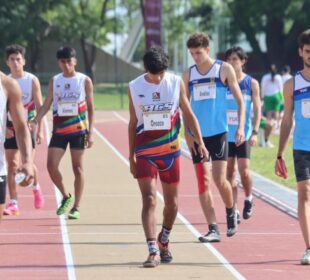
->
xmin=43 ymin=117 xmax=76 ymax=280
xmin=0 ymin=231 xmax=301 ymax=236
xmin=94 ymin=123 xmax=246 ymax=280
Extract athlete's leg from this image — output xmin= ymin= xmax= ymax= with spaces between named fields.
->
xmin=5 ymin=149 xmax=19 ymax=201
xmin=297 ymin=179 xmax=310 ymax=249
xmin=47 ymin=147 xmax=67 ymax=196
xmin=227 ymin=157 xmax=238 ymax=208
xmin=237 ymin=158 xmax=252 ymax=197
xmin=212 ymin=160 xmax=233 ymax=208
xmin=69 ymin=149 xmax=85 ymax=209
xmin=138 ymin=177 xmax=158 ymax=240
xmin=194 ymin=161 xmax=217 ymax=225
xmin=0 ymin=176 xmax=6 ymax=221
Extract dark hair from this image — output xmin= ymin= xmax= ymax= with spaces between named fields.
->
xmin=5 ymin=44 xmax=26 ymax=60
xmin=143 ymin=45 xmax=169 ymax=74
xmin=298 ymin=29 xmax=310 ymax=49
xmin=56 ymin=46 xmax=76 ymax=59
xmin=186 ymin=32 xmax=210 ymax=49
xmin=269 ymin=64 xmax=277 ymax=81
xmin=282 ymin=65 xmax=291 ymax=73
xmin=224 ymin=46 xmax=248 ymax=62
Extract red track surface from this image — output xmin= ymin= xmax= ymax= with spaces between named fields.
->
xmin=95 ymin=111 xmax=310 ymax=280
xmin=1 ymin=110 xmax=309 ymax=280
xmin=0 ymin=132 xmax=68 ymax=280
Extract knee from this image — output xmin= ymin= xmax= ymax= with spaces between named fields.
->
xmin=300 ymin=185 xmax=310 ymax=203
xmin=72 ymin=165 xmax=83 ymax=177
xmin=47 ymin=161 xmax=58 ymax=175
xmin=213 ymin=176 xmax=226 ymax=188
xmin=239 ymin=169 xmax=250 ymax=181
xmin=143 ymin=194 xmax=157 ymax=210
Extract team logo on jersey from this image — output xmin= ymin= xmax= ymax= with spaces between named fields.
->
xmin=65 ymin=83 xmax=70 ymax=90
xmin=152 ymin=92 xmax=160 ymax=100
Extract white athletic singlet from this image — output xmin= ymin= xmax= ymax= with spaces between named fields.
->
xmin=0 ymin=78 xmax=7 ymax=175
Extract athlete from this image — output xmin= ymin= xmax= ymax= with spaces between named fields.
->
xmin=128 ymin=45 xmax=208 ymax=267
xmin=275 ymin=29 xmax=310 ymax=265
xmin=3 ymin=45 xmax=44 ymax=216
xmin=225 ymin=46 xmax=261 ymax=222
xmin=32 ymin=46 xmax=94 ymax=220
xmin=183 ymin=32 xmax=245 ymax=242
xmin=0 ymin=72 xmax=34 ymax=221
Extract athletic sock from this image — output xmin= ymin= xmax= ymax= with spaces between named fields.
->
xmin=226 ymin=207 xmax=234 ymax=216
xmin=159 ymin=226 xmax=171 ymax=244
xmin=209 ymin=223 xmax=219 ymax=233
xmin=10 ymin=199 xmax=18 ymax=205
xmin=147 ymin=239 xmax=158 ymax=255
xmin=33 ymin=183 xmax=40 ymax=191
xmin=245 ymin=195 xmax=253 ymax=202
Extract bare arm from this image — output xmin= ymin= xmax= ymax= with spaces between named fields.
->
xmin=3 ymin=75 xmax=34 ymax=183
xmin=179 ymin=79 xmax=208 ymax=159
xmin=32 ymin=75 xmax=44 ymax=143
xmin=85 ymin=77 xmax=94 ymax=148
xmin=277 ymin=79 xmax=294 ymax=157
xmin=34 ymin=78 xmax=54 ymax=123
xmin=249 ymin=78 xmax=262 ymax=146
xmin=128 ymin=88 xmax=138 ymax=177
xmin=224 ymin=63 xmax=245 ymax=145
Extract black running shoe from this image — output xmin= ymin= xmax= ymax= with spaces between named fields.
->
xmin=243 ymin=200 xmax=253 ymax=220
xmin=226 ymin=210 xmax=238 ymax=237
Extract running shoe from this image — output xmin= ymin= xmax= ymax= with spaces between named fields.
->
xmin=265 ymin=141 xmax=274 ymax=148
xmin=199 ymin=229 xmax=221 ymax=243
xmin=56 ymin=194 xmax=73 ymax=215
xmin=226 ymin=210 xmax=238 ymax=237
xmin=157 ymin=234 xmax=173 ymax=263
xmin=68 ymin=208 xmax=80 ymax=219
xmin=33 ymin=189 xmax=44 ymax=209
xmin=3 ymin=203 xmax=20 ymax=216
xmin=301 ymin=248 xmax=310 ymax=265
xmin=143 ymin=253 xmax=160 ymax=268
xmin=243 ymin=199 xmax=253 ymax=220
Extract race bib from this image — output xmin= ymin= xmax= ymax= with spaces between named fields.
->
xmin=227 ymin=110 xmax=238 ymax=125
xmin=143 ymin=111 xmax=171 ymax=131
xmin=193 ymin=82 xmax=216 ymax=101
xmin=301 ymin=99 xmax=310 ymax=118
xmin=58 ymin=102 xmax=78 ymax=116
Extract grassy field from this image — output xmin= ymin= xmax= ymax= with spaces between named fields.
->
xmin=92 ymin=83 xmax=297 ymax=191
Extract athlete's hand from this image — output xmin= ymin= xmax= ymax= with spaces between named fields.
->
xmin=185 ymin=132 xmax=196 ymax=156
xmin=196 ymin=143 xmax=209 ymax=161
xmin=17 ymin=162 xmax=35 ymax=187
xmin=5 ymin=128 xmax=14 ymax=139
xmin=249 ymin=134 xmax=258 ymax=147
xmin=85 ymin=133 xmax=94 ymax=148
xmin=235 ymin=128 xmax=245 ymax=147
xmin=275 ymin=157 xmax=288 ymax=179
xmin=129 ymin=156 xmax=137 ymax=178
xmin=36 ymin=131 xmax=44 ymax=145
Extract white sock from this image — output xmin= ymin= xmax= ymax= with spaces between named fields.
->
xmin=10 ymin=199 xmax=18 ymax=205
xmin=245 ymin=195 xmax=253 ymax=202
xmin=33 ymin=183 xmax=40 ymax=191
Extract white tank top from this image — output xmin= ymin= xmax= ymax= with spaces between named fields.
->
xmin=0 ymin=78 xmax=7 ymax=175
xmin=9 ymin=72 xmax=34 ymax=106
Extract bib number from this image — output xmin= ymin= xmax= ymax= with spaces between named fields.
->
xmin=58 ymin=102 xmax=78 ymax=116
xmin=227 ymin=110 xmax=238 ymax=125
xmin=301 ymin=99 xmax=310 ymax=118
xmin=143 ymin=111 xmax=171 ymax=131
xmin=193 ymin=82 xmax=216 ymax=101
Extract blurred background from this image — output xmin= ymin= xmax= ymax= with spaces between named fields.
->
xmin=1 ymin=0 xmax=310 ymax=109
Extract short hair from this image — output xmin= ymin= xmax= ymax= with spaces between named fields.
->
xmin=298 ymin=29 xmax=310 ymax=49
xmin=224 ymin=46 xmax=248 ymax=62
xmin=186 ymin=33 xmax=210 ymax=49
xmin=283 ymin=65 xmax=291 ymax=73
xmin=143 ymin=45 xmax=169 ymax=74
xmin=5 ymin=44 xmax=26 ymax=60
xmin=56 ymin=46 xmax=76 ymax=59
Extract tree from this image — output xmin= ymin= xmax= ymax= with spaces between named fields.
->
xmin=46 ymin=0 xmax=113 ymax=80
xmin=223 ymin=0 xmax=310 ymax=70
xmin=0 ymin=0 xmax=66 ymax=72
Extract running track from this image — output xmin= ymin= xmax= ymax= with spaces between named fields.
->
xmin=0 ymin=110 xmax=309 ymax=280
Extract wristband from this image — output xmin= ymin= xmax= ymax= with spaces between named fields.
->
xmin=252 ymin=130 xmax=258 ymax=135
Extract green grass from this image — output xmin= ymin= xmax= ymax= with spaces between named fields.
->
xmin=94 ymin=83 xmax=128 ymax=110
xmin=251 ymin=134 xmax=296 ymax=190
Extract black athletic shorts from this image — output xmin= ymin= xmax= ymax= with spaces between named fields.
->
xmin=228 ymin=141 xmax=251 ymax=159
xmin=192 ymin=132 xmax=228 ymax=163
xmin=0 ymin=176 xmax=7 ymax=204
xmin=49 ymin=134 xmax=86 ymax=150
xmin=293 ymin=150 xmax=310 ymax=182
xmin=4 ymin=133 xmax=36 ymax=150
